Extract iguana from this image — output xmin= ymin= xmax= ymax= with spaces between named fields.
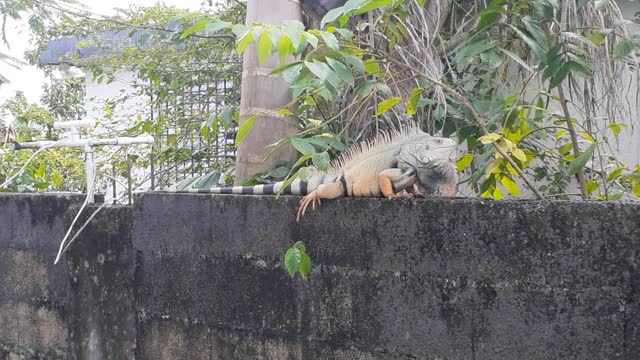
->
xmin=172 ymin=126 xmax=458 ymax=222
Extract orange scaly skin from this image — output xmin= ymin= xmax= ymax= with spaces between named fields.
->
xmin=295 ymin=127 xmax=458 ymax=222
xmin=169 ymin=126 xmax=457 ymax=222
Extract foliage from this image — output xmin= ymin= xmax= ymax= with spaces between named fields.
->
xmin=0 ymin=0 xmax=77 ymax=72
xmin=42 ymin=78 xmax=86 ymax=121
xmin=1 ymin=91 xmax=85 ymax=192
xmin=27 ymin=3 xmax=245 ymax=191
xmin=223 ymin=0 xmax=640 ymax=200
xmin=8 ymin=0 xmax=640 ymax=200
xmin=284 ymin=241 xmax=312 ymax=279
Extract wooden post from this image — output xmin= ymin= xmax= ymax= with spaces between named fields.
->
xmin=234 ymin=0 xmax=301 ymax=185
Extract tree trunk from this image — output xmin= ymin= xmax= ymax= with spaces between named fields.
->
xmin=234 ymin=0 xmax=301 ymax=185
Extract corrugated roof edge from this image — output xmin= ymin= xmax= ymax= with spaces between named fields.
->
xmin=38 ymin=23 xmax=182 ymax=66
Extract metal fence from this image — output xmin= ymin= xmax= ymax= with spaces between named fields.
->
xmin=148 ymin=62 xmax=242 ymax=190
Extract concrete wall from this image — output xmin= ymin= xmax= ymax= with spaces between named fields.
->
xmin=1 ymin=193 xmax=639 ymax=359
xmin=0 ymin=194 xmax=134 ymax=359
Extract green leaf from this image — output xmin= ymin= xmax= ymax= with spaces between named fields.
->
xmin=375 ymin=96 xmax=402 ymax=116
xmin=235 ymin=115 xmax=259 ymax=144
xmin=558 ymin=143 xmax=573 ymax=156
xmin=306 ymin=33 xmax=319 ymax=48
xmin=52 ymin=171 xmax=63 ymax=188
xmin=493 ymin=183 xmax=505 ymax=200
xmin=480 ymin=50 xmax=503 ymax=68
xmin=498 ymin=48 xmax=534 ymax=73
xmin=509 ymin=25 xmax=547 ymax=60
xmin=585 ymin=180 xmax=599 ymax=194
xmin=221 ymin=106 xmax=234 ymax=128
xmin=580 ymin=131 xmax=595 ymax=143
xmin=627 ymin=172 xmax=640 ymax=182
xmin=305 ymin=60 xmax=329 ymax=80
xmin=354 ymin=0 xmax=392 ymax=15
xmin=258 ymin=31 xmax=273 ymax=64
xmin=180 ymin=19 xmax=208 ymax=39
xmin=456 ymin=153 xmax=474 ymax=172
xmin=606 ymin=168 xmax=623 ymax=182
xmin=293 ymin=240 xmax=306 ymax=255
xmin=534 ymin=0 xmax=556 ymax=20
xmin=609 ymin=123 xmax=627 ymax=137
xmin=364 ymin=59 xmax=381 ymax=74
xmin=284 ymin=241 xmax=312 ymax=278
xmin=334 ymin=28 xmax=353 ymax=41
xmin=204 ymin=19 xmax=231 ymax=34
xmin=500 ymin=175 xmax=520 ymax=196
xmin=374 ymin=83 xmax=392 ymax=97
xmin=299 ymin=252 xmax=311 ymax=279
xmin=567 ymin=143 xmax=596 ymax=176
xmin=271 ymin=61 xmax=303 ymax=77
xmin=406 ymin=87 xmax=424 ymax=115
xmin=320 ymin=31 xmax=339 ymax=50
xmin=231 ymin=24 xmax=247 ymax=37
xmin=33 ymin=182 xmax=49 ymax=190
xmin=284 ymin=247 xmax=301 ymax=276
xmin=312 ymin=152 xmax=331 ymax=171
xmin=291 ymin=138 xmax=316 ymax=155
xmin=485 ymin=158 xmax=504 ymax=177
xmin=326 ymin=58 xmax=354 ymax=87
xmin=478 ymin=133 xmax=502 ymax=144
xmin=341 ymin=52 xmax=365 ymax=74
xmin=521 ymin=16 xmax=549 ymax=49
xmin=35 ymin=163 xmax=46 ymax=179
xmin=321 ymin=6 xmax=346 ymax=29
xmin=588 ymin=29 xmax=607 ymax=46
xmin=356 ymin=81 xmax=376 ymax=99
xmin=512 ymin=148 xmax=527 ymax=163
xmin=277 ymin=35 xmax=293 ymax=66
xmin=453 ymin=38 xmax=494 ymax=67
xmin=298 ymin=166 xmax=314 ymax=182
xmin=549 ymin=63 xmax=570 ymax=88
xmin=278 ymin=107 xmax=293 ymax=116
xmin=613 ymin=38 xmax=635 ymax=60
xmin=236 ymin=31 xmax=253 ymax=55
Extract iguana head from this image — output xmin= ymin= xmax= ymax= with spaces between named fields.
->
xmin=399 ymin=135 xmax=458 ymax=196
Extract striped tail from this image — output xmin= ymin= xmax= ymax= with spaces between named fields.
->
xmin=173 ymin=178 xmax=310 ymax=195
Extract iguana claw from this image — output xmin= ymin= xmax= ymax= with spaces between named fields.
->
xmin=297 ymin=192 xmax=321 ymax=222
xmin=387 ymin=192 xmax=414 ymax=200
xmin=407 ymin=184 xmax=426 ymax=198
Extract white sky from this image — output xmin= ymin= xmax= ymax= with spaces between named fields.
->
xmin=0 ymin=0 xmax=207 ymax=106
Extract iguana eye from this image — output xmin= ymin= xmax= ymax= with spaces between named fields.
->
xmin=435 ymin=139 xmax=443 ymax=144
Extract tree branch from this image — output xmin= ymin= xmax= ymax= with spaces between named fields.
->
xmin=557 ymin=84 xmax=588 ymax=199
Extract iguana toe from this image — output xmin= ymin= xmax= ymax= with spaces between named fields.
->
xmin=297 ymin=192 xmax=321 ymax=222
xmin=387 ymin=192 xmax=414 ymax=200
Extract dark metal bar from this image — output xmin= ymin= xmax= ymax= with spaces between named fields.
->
xmin=112 ymin=161 xmax=117 ymax=205
xmin=127 ymin=154 xmax=132 ymax=205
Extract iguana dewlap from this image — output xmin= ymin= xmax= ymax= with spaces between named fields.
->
xmin=173 ymin=126 xmax=458 ymax=222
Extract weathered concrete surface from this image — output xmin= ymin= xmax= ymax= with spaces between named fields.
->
xmin=1 ymin=193 xmax=640 ymax=359
xmin=133 ymin=194 xmax=640 ymax=359
xmin=0 ymin=194 xmax=134 ymax=360
xmin=0 ymin=194 xmax=79 ymax=359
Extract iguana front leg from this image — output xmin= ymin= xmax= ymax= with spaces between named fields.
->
xmin=297 ymin=182 xmax=344 ymax=222
xmin=379 ymin=168 xmax=418 ymax=199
